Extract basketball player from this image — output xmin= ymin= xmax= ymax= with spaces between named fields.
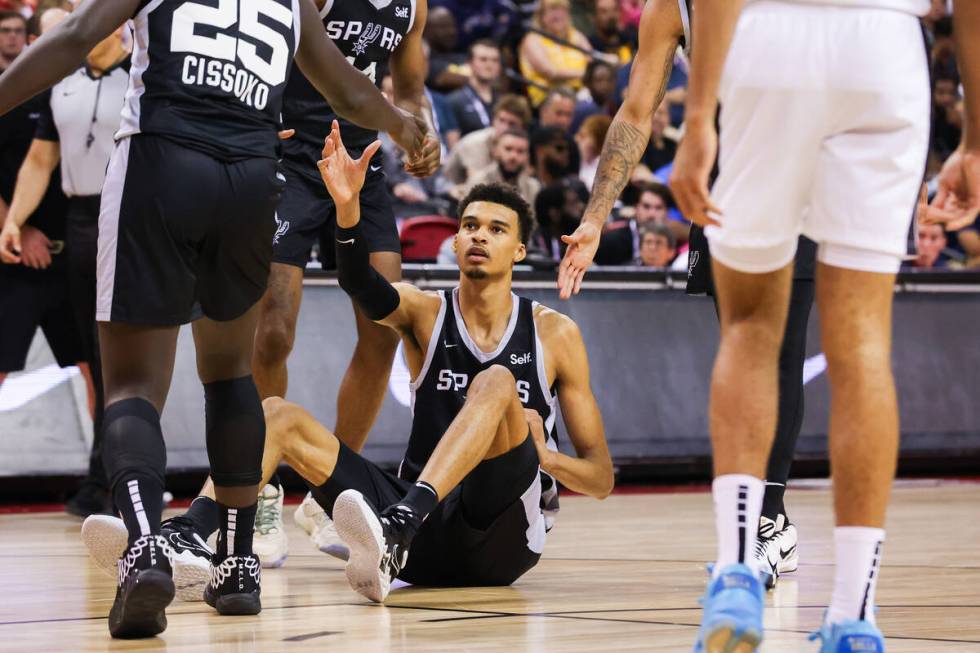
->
xmin=0 ymin=0 xmax=423 ymax=639
xmin=667 ymin=0 xmax=971 ymax=651
xmin=556 ymin=0 xmax=803 ymax=589
xmin=84 ymin=143 xmax=615 ymax=603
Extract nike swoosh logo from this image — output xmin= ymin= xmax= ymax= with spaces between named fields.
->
xmin=444 ymin=342 xmax=457 ymax=348
xmin=779 ymin=545 xmax=796 ymax=559
xmin=337 ymin=238 xmax=355 ymax=245
xmin=370 ymin=165 xmax=382 ymax=173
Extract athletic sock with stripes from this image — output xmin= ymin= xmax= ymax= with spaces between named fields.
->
xmin=712 ymin=474 xmax=765 ymax=577
xmin=826 ymin=527 xmax=885 ymax=625
xmin=216 ymin=503 xmax=258 ymax=559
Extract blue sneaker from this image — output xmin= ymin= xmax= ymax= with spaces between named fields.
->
xmin=693 ymin=563 xmax=764 ymax=653
xmin=809 ymin=620 xmax=885 ymax=652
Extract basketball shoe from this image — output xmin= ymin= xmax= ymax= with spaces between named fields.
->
xmin=108 ymin=534 xmax=175 ymax=639
xmin=204 ymin=554 xmax=262 ymax=615
xmin=294 ymin=492 xmax=349 ymax=560
xmin=693 ymin=563 xmax=765 ymax=653
xmin=756 ymin=515 xmax=799 ymax=590
xmin=82 ymin=514 xmax=211 ymax=601
xmin=332 ymin=489 xmax=417 ymax=603
xmin=253 ymin=483 xmax=288 ymax=568
xmin=809 ymin=620 xmax=885 ymax=652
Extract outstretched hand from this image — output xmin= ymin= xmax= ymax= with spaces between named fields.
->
xmin=317 ymin=120 xmax=383 ymax=211
xmin=920 ymin=148 xmax=980 ymax=232
xmin=557 ymin=221 xmax=601 ymax=300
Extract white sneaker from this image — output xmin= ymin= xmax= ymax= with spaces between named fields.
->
xmin=295 ymin=492 xmax=349 ymax=560
xmin=253 ymin=484 xmax=288 ymax=568
xmin=756 ymin=515 xmax=799 ymax=590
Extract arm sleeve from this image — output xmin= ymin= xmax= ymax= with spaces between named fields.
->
xmin=34 ymin=91 xmax=59 ymax=142
xmin=335 ymin=223 xmax=401 ymax=321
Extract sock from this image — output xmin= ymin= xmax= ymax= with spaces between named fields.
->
xmin=399 ymin=481 xmax=439 ymax=520
xmin=183 ymin=496 xmax=220 ymax=540
xmin=102 ymin=398 xmax=167 ymax=546
xmin=216 ymin=503 xmax=257 ymax=559
xmin=712 ymin=474 xmax=765 ymax=577
xmin=268 ymin=473 xmax=282 ymax=489
xmin=826 ymin=527 xmax=885 ymax=625
xmin=760 ymin=481 xmax=787 ymax=525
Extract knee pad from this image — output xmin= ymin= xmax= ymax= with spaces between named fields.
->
xmin=205 ymin=375 xmax=265 ymax=487
xmin=101 ymin=397 xmax=167 ymax=488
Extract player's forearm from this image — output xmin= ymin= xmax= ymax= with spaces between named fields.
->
xmin=7 ymin=156 xmax=54 ymax=228
xmin=684 ymin=0 xmax=745 ymax=127
xmin=581 ymin=115 xmax=652 ymax=227
xmin=334 ymin=207 xmax=401 ymax=322
xmin=542 ymin=450 xmax=614 ymax=499
xmin=954 ymin=0 xmax=980 ymax=150
xmin=395 ymin=92 xmax=435 ymax=141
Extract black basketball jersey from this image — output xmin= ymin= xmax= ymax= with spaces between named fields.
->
xmin=117 ymin=0 xmax=300 ymax=160
xmin=404 ymin=288 xmax=561 ymax=521
xmin=280 ymin=0 xmax=417 ymax=179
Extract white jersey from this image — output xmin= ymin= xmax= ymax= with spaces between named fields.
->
xmin=747 ymin=0 xmax=929 ymax=17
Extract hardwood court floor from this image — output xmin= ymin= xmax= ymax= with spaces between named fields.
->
xmin=0 ymin=481 xmax=977 ymax=652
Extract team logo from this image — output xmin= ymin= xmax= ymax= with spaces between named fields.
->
xmin=394 ymin=6 xmax=409 ymax=18
xmin=273 ymin=215 xmax=290 ymax=245
xmin=353 ymin=22 xmax=383 ymax=55
xmin=687 ymin=250 xmax=699 ymax=278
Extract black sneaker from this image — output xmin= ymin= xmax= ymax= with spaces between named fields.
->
xmin=65 ymin=480 xmax=113 ymax=518
xmin=332 ymin=489 xmax=417 ymax=603
xmin=161 ymin=516 xmax=213 ymax=601
xmin=204 ymin=554 xmax=262 ymax=615
xmin=108 ymin=535 xmax=175 ymax=639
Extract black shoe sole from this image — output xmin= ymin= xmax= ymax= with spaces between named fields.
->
xmin=108 ymin=569 xmax=175 ymax=639
xmin=205 ymin=589 xmax=261 ymax=615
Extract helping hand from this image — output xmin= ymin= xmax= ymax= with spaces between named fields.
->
xmin=317 ymin=120 xmax=383 ymax=211
xmin=557 ymin=221 xmax=601 ymax=300
xmin=921 ymin=147 xmax=980 ymax=232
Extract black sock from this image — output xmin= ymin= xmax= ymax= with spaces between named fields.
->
xmin=268 ymin=473 xmax=282 ymax=489
xmin=394 ymin=481 xmax=439 ymax=529
xmin=102 ymin=398 xmax=167 ymax=546
xmin=761 ymin=482 xmax=787 ymax=524
xmin=183 ymin=496 xmax=220 ymax=540
xmin=216 ymin=503 xmax=257 ymax=558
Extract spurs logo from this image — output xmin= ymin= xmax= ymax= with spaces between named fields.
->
xmin=273 ymin=215 xmax=290 ymax=245
xmin=353 ymin=23 xmax=383 ymax=56
xmin=687 ymin=250 xmax=700 ymax=278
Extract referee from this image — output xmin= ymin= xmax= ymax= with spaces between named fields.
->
xmin=0 ymin=16 xmax=130 ymax=517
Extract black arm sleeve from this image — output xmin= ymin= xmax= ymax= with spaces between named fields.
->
xmin=335 ymin=224 xmax=401 ymax=321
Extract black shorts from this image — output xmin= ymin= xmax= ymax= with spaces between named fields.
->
xmin=0 ymin=265 xmax=84 ymax=372
xmin=96 ymin=134 xmax=285 ymax=325
xmin=311 ymin=435 xmax=544 ymax=587
xmin=273 ymin=159 xmax=399 ymax=269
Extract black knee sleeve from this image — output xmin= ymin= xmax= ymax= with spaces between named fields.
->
xmin=205 ymin=375 xmax=265 ymax=487
xmin=102 ymin=397 xmax=167 ymax=489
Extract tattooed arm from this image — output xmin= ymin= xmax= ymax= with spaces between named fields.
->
xmin=557 ymin=0 xmax=684 ymax=298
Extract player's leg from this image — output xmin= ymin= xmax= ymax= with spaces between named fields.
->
xmin=333 ymin=365 xmax=530 ymax=602
xmin=251 ymin=262 xmax=304 ymax=399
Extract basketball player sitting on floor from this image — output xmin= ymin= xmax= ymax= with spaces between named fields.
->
xmin=85 ymin=127 xmax=614 ymax=603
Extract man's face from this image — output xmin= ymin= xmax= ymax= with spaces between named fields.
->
xmin=588 ymin=65 xmax=615 ymax=104
xmin=0 ymin=17 xmax=27 ymax=60
xmin=594 ymin=0 xmax=620 ymax=34
xmin=934 ymin=80 xmax=958 ymax=109
xmin=541 ymin=5 xmax=570 ymax=35
xmin=916 ymin=223 xmax=946 ymax=265
xmin=492 ymin=110 xmax=523 ymax=136
xmin=537 ymin=137 xmax=571 ymax=174
xmin=470 ymin=44 xmax=501 ymax=84
xmin=424 ymin=9 xmax=458 ymax=52
xmin=640 ymin=233 xmax=675 ymax=267
xmin=635 ymin=191 xmax=667 ymax=224
xmin=539 ymin=96 xmax=575 ymax=131
xmin=455 ymin=201 xmax=526 ymax=279
xmin=561 ymin=187 xmax=584 ymax=223
xmin=494 ymin=134 xmax=529 ymax=177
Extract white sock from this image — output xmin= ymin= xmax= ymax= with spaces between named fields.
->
xmin=826 ymin=527 xmax=885 ymax=625
xmin=712 ymin=474 xmax=765 ymax=577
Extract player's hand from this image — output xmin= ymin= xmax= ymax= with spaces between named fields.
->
xmin=557 ymin=221 xmax=601 ymax=300
xmin=404 ymin=132 xmax=441 ymax=179
xmin=0 ymin=220 xmax=22 ymax=264
xmin=524 ymin=408 xmax=556 ymax=471
xmin=670 ymin=120 xmax=721 ymax=227
xmin=318 ymin=120 xmax=382 ymax=209
xmin=921 ymin=147 xmax=980 ymax=231
xmin=19 ymin=225 xmax=52 ymax=269
xmin=391 ymin=108 xmax=426 ymax=162
xmin=277 ymin=128 xmax=295 ymax=140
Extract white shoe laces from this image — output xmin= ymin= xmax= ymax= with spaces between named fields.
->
xmin=255 ymin=486 xmax=284 ymax=536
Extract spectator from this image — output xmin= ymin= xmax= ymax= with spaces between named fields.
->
xmin=929 ymin=16 xmax=956 ymax=79
xmin=531 ymin=179 xmax=588 ymax=260
xmin=588 ymin=0 xmax=636 ymax=65
xmin=641 ymin=100 xmax=677 ymax=172
xmin=537 ymin=86 xmax=576 ymax=131
xmin=571 ymin=59 xmax=617 ymax=133
xmin=636 ymin=224 xmax=677 ymax=268
xmin=0 ymin=9 xmax=27 ymax=71
xmin=530 ymin=125 xmax=575 ymax=186
xmin=431 ymin=0 xmax=518 ymax=48
xmin=575 ymin=113 xmax=611 ymax=190
xmin=905 ymin=223 xmax=951 ymax=270
xmin=518 ymin=0 xmax=591 ymax=106
xmin=632 ymin=180 xmax=688 ymax=245
xmin=424 ymin=7 xmax=470 ymax=93
xmin=444 ymin=93 xmax=532 ymax=184
xmin=620 ymin=0 xmax=643 ymax=29
xmin=447 ymin=39 xmax=502 ymax=136
xmin=931 ymin=70 xmax=962 ymax=162
xmin=455 ymin=128 xmax=540 ymax=206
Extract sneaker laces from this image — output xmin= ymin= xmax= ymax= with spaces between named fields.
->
xmin=256 ymin=487 xmax=283 ymax=536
